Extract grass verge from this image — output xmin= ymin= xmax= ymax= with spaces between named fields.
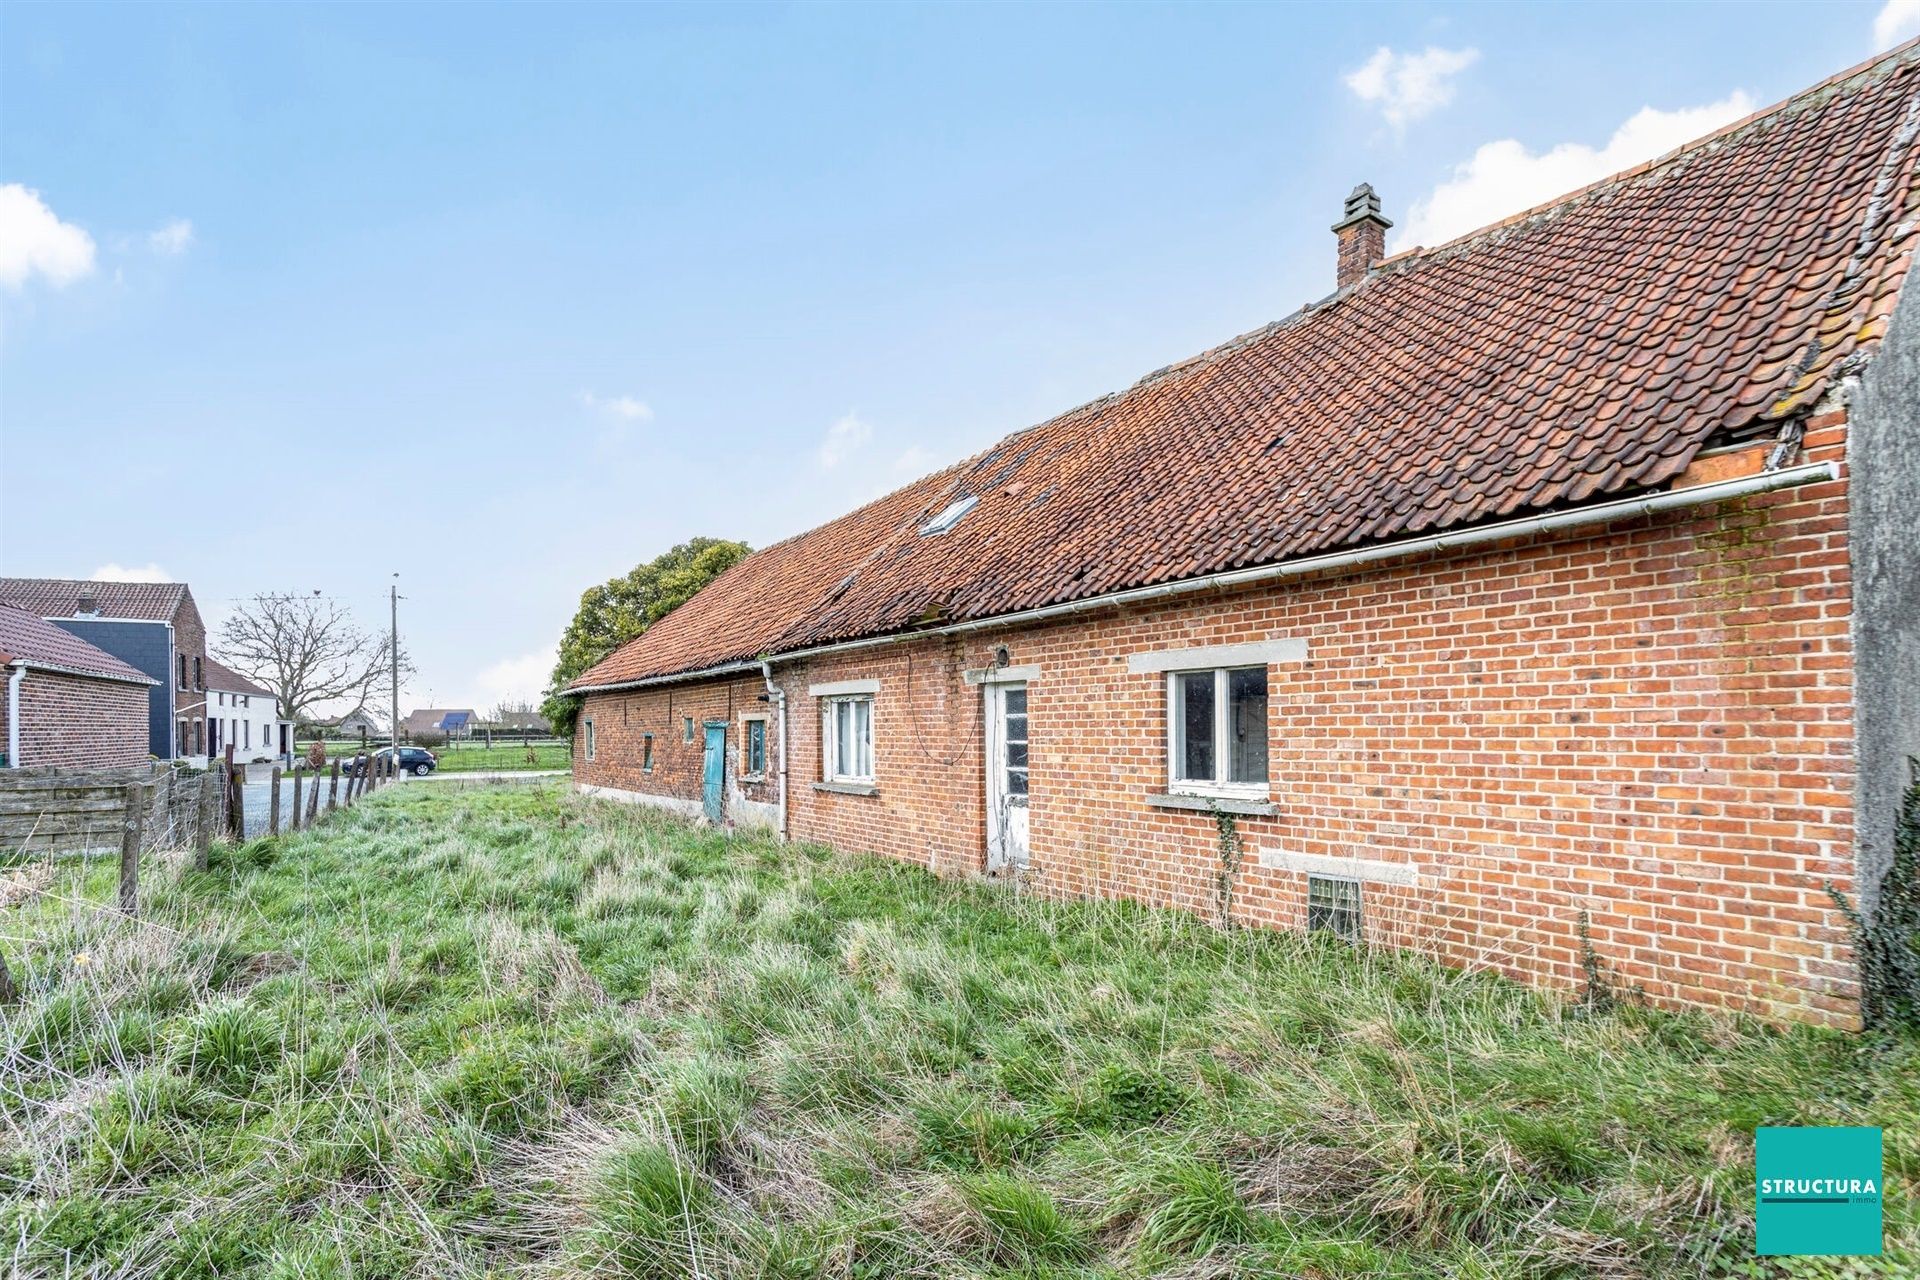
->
xmin=2 ymin=783 xmax=1913 ymax=1277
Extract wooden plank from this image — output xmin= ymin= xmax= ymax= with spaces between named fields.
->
xmin=269 ymin=767 xmax=282 ymax=836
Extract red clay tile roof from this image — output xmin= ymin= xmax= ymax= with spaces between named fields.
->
xmin=0 ymin=577 xmax=191 ymax=622
xmin=575 ymin=45 xmax=1920 ymax=691
xmin=203 ymin=656 xmax=272 ymax=698
xmin=0 ymin=604 xmax=157 ymax=685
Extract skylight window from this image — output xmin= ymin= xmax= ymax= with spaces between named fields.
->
xmin=920 ymin=495 xmax=978 ymax=536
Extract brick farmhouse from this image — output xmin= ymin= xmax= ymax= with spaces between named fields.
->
xmin=0 ymin=603 xmax=157 ymax=770
xmin=0 ymin=577 xmax=211 ymax=762
xmin=569 ymin=48 xmax=1920 ymax=1025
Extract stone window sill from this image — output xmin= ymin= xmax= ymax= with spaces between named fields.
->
xmin=813 ymin=780 xmax=878 ymax=797
xmin=741 ymin=773 xmax=766 ymax=784
xmin=1146 ymin=792 xmax=1278 ymax=817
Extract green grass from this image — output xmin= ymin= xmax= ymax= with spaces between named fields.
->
xmin=429 ymin=740 xmax=572 ymax=772
xmin=296 ymin=739 xmax=572 ymax=772
xmin=2 ymin=784 xmax=1914 ymax=1278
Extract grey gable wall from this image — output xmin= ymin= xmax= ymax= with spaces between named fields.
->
xmin=1849 ymin=256 xmax=1920 ymax=918
xmin=51 ymin=618 xmax=174 ymax=758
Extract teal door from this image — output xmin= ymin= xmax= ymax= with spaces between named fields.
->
xmin=702 ymin=723 xmax=725 ymax=822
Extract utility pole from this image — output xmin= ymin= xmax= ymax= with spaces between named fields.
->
xmin=390 ymin=574 xmax=401 ymax=775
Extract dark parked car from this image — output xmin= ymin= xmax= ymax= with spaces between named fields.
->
xmin=345 ymin=746 xmax=438 ymax=777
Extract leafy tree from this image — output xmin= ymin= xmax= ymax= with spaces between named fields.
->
xmin=541 ymin=537 xmax=750 ymax=735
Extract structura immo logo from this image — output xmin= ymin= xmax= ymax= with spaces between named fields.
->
xmin=1756 ymin=1126 xmax=1883 ymax=1256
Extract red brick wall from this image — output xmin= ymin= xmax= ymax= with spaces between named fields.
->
xmin=7 ymin=669 xmax=151 ymax=770
xmin=172 ymin=593 xmax=208 ymax=756
xmin=577 ymin=415 xmax=1856 ymax=1024
xmin=573 ymin=677 xmax=780 ymax=822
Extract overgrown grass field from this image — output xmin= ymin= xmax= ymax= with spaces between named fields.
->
xmin=429 ymin=740 xmax=572 ymax=773
xmin=2 ymin=785 xmax=1913 ymax=1277
xmin=297 ymin=740 xmax=572 ymax=773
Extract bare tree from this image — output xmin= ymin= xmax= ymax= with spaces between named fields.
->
xmin=219 ymin=594 xmax=414 ymax=725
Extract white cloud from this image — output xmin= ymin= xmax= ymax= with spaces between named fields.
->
xmin=471 ymin=644 xmax=557 ymax=709
xmin=0 ymin=184 xmax=96 ymax=290
xmin=576 ymin=390 xmax=653 ymax=422
xmin=147 ymin=218 xmax=194 ymax=256
xmin=1344 ymin=45 xmax=1479 ymax=131
xmin=891 ymin=445 xmax=937 ymax=478
xmin=817 ymin=413 xmax=872 ymax=470
xmin=90 ymin=562 xmax=172 ymax=583
xmin=1393 ymin=91 xmax=1755 ymax=251
xmin=1876 ymin=0 xmax=1920 ymax=49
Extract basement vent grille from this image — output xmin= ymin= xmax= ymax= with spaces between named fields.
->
xmin=920 ymin=495 xmax=978 ymax=536
xmin=1306 ymin=876 xmax=1362 ymax=942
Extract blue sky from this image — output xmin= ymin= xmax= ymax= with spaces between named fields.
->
xmin=1 ymin=1 xmax=1910 ymax=715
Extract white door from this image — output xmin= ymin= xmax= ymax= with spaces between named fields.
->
xmin=985 ymin=681 xmax=1030 ymax=871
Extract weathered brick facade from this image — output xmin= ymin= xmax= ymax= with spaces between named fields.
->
xmin=3 ymin=669 xmax=151 ymax=770
xmin=577 ymin=420 xmax=1862 ymax=1025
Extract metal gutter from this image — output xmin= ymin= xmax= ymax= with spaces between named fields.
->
xmin=5 ymin=663 xmax=22 ymax=767
xmin=567 ymin=659 xmax=763 ymax=697
xmin=570 ymin=461 xmax=1837 ymax=691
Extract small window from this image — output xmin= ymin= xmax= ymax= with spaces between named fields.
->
xmin=178 ymin=653 xmax=188 ymax=686
xmin=1307 ymin=876 xmax=1362 ymax=942
xmin=920 ymin=494 xmax=978 ymax=536
xmin=584 ymin=718 xmax=596 ymax=762
xmin=683 ymin=716 xmax=694 ymax=742
xmin=1168 ymin=666 xmax=1267 ymax=796
xmin=821 ymin=695 xmax=873 ymax=783
xmin=743 ymin=718 xmax=767 ymax=777
xmin=642 ymin=733 xmax=654 ymax=772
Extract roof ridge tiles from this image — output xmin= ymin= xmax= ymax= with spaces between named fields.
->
xmin=1374 ymin=37 xmax=1920 ymax=274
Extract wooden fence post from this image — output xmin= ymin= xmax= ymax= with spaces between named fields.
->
xmin=223 ymin=744 xmax=238 ymax=837
xmin=192 ymin=772 xmax=212 ymax=871
xmin=200 ymin=771 xmax=219 ymax=851
xmin=328 ymin=761 xmax=340 ymax=813
xmin=291 ymin=768 xmax=304 ymax=832
xmin=269 ymin=767 xmax=282 ymax=835
xmin=306 ymin=773 xmax=321 ymax=824
xmin=118 ymin=783 xmax=145 ymax=915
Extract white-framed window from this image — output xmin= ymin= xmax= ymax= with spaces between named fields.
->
xmin=641 ymin=732 xmax=654 ymax=772
xmin=1166 ymin=666 xmax=1268 ymax=797
xmin=820 ymin=695 xmax=873 ymax=783
xmin=741 ymin=716 xmax=768 ymax=778
xmin=584 ymin=718 xmax=596 ymax=762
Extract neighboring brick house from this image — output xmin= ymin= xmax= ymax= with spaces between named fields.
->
xmin=0 ymin=603 xmax=157 ymax=769
xmin=570 ymin=48 xmax=1920 ymax=1025
xmin=0 ymin=578 xmax=209 ymax=761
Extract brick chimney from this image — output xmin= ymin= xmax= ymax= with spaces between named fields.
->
xmin=1332 ymin=183 xmax=1391 ymax=289
xmin=75 ymin=589 xmax=97 ymax=615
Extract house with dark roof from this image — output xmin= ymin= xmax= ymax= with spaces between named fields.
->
xmin=568 ymin=46 xmax=1920 ymax=1025
xmin=401 ymin=708 xmax=478 ymax=740
xmin=0 ymin=577 xmax=209 ymax=761
xmin=0 ymin=603 xmax=157 ymax=769
xmin=309 ymin=707 xmax=383 ymax=739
